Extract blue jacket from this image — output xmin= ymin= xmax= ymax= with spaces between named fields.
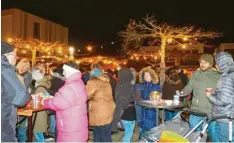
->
xmin=136 ymin=82 xmax=161 ymax=130
xmin=1 ymin=56 xmax=30 ymax=142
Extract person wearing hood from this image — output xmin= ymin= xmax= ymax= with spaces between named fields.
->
xmin=31 ymin=63 xmax=51 ymax=142
xmin=162 ymin=70 xmax=183 ymax=121
xmin=183 ymin=54 xmax=220 ymax=142
xmin=206 ymin=52 xmax=234 ymax=142
xmin=1 ymin=41 xmax=30 ymax=142
xmin=16 ymin=59 xmax=33 ymax=142
xmin=111 ymin=67 xmax=137 ymax=142
xmin=135 ymin=67 xmax=161 ymax=138
xmin=42 ymin=62 xmax=88 ymax=142
xmin=86 ymin=63 xmax=115 ymax=142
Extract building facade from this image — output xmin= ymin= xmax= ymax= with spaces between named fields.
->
xmin=1 ymin=8 xmax=68 ymax=44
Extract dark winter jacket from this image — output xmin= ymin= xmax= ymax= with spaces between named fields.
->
xmin=21 ymin=72 xmax=32 ymax=91
xmin=111 ymin=68 xmax=136 ymax=132
xmin=136 ymin=67 xmax=161 ymax=130
xmin=105 ymin=72 xmax=118 ymax=102
xmin=50 ymin=76 xmax=65 ymax=96
xmin=162 ymin=75 xmax=183 ymax=100
xmin=1 ymin=56 xmax=30 ymax=142
xmin=178 ymin=70 xmax=189 ymax=88
xmin=208 ymin=52 xmax=234 ymax=123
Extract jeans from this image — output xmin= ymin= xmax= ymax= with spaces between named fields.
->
xmin=93 ymin=124 xmax=112 ymax=142
xmin=189 ymin=114 xmax=216 ymax=142
xmin=49 ymin=115 xmax=56 ymax=134
xmin=121 ymin=120 xmax=135 ymax=142
xmin=165 ymin=110 xmax=178 ymax=122
xmin=17 ymin=116 xmax=28 ymax=142
xmin=34 ymin=132 xmax=45 ymax=142
xmin=215 ymin=121 xmax=234 ymax=142
xmin=135 ymin=105 xmax=142 ymax=126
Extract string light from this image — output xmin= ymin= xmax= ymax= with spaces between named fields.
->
xmin=167 ymin=38 xmax=172 ymax=43
xmin=8 ymin=38 xmax=12 ymax=43
xmin=183 ymin=37 xmax=188 ymax=41
xmin=182 ymin=44 xmax=187 ymax=49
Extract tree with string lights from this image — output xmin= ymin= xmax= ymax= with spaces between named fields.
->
xmin=6 ymin=37 xmax=70 ymax=66
xmin=120 ymin=15 xmax=221 ymax=84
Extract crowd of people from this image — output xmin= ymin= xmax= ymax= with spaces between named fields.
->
xmin=1 ymin=41 xmax=234 ymax=142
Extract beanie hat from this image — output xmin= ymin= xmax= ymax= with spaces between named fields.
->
xmin=199 ymin=54 xmax=214 ymax=65
xmin=1 ymin=41 xmax=14 ymax=56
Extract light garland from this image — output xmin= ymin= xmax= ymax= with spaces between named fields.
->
xmin=5 ymin=37 xmax=71 ymax=65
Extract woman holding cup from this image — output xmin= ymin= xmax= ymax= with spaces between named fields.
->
xmin=41 ymin=62 xmax=88 ymax=142
xmin=205 ymin=52 xmax=234 ymax=142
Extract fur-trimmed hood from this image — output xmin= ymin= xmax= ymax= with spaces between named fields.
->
xmin=139 ymin=67 xmax=159 ymax=84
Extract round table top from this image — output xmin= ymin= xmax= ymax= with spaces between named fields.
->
xmin=137 ymin=100 xmax=185 ymax=109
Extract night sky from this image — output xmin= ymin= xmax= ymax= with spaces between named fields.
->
xmin=2 ymin=0 xmax=234 ymax=56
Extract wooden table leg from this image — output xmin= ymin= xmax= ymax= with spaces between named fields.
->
xmin=27 ymin=116 xmax=33 ymax=142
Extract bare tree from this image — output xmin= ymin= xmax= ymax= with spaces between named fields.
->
xmin=6 ymin=38 xmax=69 ymax=66
xmin=120 ymin=15 xmax=221 ymax=84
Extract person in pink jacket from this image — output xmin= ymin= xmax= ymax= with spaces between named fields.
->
xmin=42 ymin=62 xmax=88 ymax=142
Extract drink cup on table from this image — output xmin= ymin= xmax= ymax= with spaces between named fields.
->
xmin=31 ymin=93 xmax=42 ymax=109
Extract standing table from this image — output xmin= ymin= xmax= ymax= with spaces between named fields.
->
xmin=137 ymin=100 xmax=184 ymax=125
xmin=17 ymin=105 xmax=46 ymax=142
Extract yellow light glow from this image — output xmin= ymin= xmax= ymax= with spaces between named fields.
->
xmin=136 ymin=57 xmax=139 ymax=60
xmin=130 ymin=56 xmax=134 ymax=60
xmin=8 ymin=38 xmax=12 ymax=43
xmin=87 ymin=46 xmax=92 ymax=52
xmin=22 ymin=50 xmax=26 ymax=54
xmin=182 ymin=45 xmax=187 ymax=49
xmin=69 ymin=47 xmax=74 ymax=54
xmin=167 ymin=38 xmax=172 ymax=43
xmin=183 ymin=37 xmax=188 ymax=41
xmin=26 ymin=45 xmax=30 ymax=48
xmin=154 ymin=56 xmax=157 ymax=60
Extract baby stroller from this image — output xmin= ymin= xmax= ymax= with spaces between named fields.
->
xmin=195 ymin=114 xmax=234 ymax=142
xmin=139 ymin=108 xmax=209 ymax=142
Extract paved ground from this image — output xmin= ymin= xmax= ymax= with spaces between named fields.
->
xmin=88 ymin=126 xmax=139 ymax=142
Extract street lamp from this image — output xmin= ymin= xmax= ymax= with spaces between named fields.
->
xmin=69 ymin=46 xmax=74 ymax=60
xmin=87 ymin=46 xmax=92 ymax=52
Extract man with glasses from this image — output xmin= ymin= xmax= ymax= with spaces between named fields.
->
xmin=1 ymin=41 xmax=30 ymax=142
